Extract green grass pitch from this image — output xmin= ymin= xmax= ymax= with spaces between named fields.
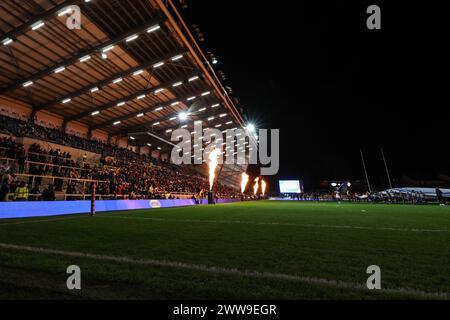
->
xmin=0 ymin=201 xmax=449 ymax=300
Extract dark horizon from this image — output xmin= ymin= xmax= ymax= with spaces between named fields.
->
xmin=180 ymin=1 xmax=449 ymax=192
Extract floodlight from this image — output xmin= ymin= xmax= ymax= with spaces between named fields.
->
xmin=178 ymin=112 xmax=188 ymax=121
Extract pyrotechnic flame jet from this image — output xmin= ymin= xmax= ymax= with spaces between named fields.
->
xmin=253 ymin=177 xmax=260 ymax=195
xmin=208 ymin=148 xmax=222 ymax=191
xmin=261 ymin=179 xmax=267 ymax=196
xmin=241 ymin=173 xmax=249 ymax=193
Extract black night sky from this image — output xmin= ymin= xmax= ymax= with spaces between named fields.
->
xmin=180 ymin=1 xmax=449 ymax=192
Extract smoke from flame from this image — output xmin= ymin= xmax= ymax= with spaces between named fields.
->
xmin=241 ymin=173 xmax=249 ymax=193
xmin=253 ymin=177 xmax=259 ymax=195
xmin=208 ymin=148 xmax=222 ymax=191
xmin=261 ymin=179 xmax=267 ymax=196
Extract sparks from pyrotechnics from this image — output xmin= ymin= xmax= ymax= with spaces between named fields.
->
xmin=253 ymin=177 xmax=259 ymax=195
xmin=208 ymin=148 xmax=222 ymax=191
xmin=241 ymin=173 xmax=249 ymax=193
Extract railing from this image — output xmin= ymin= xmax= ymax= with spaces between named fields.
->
xmin=3 ymin=191 xmax=198 ymax=202
xmin=27 ymin=151 xmax=74 ymax=162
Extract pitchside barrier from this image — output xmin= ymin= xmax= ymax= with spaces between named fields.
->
xmin=0 ymin=199 xmax=240 ymax=219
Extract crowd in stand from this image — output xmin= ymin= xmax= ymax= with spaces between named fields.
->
xmin=0 ymin=115 xmax=241 ymax=201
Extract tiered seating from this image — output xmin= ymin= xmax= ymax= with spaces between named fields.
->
xmin=0 ymin=115 xmax=241 ymax=201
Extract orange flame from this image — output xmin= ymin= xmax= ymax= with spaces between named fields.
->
xmin=241 ymin=173 xmax=249 ymax=193
xmin=261 ymin=179 xmax=267 ymax=196
xmin=253 ymin=177 xmax=259 ymax=195
xmin=208 ymin=148 xmax=222 ymax=191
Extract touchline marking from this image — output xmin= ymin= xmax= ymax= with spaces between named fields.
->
xmin=0 ymin=216 xmax=85 ymax=226
xmin=97 ymin=216 xmax=450 ymax=233
xmin=0 ymin=242 xmax=447 ymax=299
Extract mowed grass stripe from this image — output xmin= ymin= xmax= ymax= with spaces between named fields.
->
xmin=96 ymin=215 xmax=450 ymax=233
xmin=1 ymin=242 xmax=448 ymax=299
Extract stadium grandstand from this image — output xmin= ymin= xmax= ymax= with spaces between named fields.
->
xmin=0 ymin=0 xmax=247 ymax=203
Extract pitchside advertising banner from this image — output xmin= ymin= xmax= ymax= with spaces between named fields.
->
xmin=0 ymin=199 xmax=239 ymax=219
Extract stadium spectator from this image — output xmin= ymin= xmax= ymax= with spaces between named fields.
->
xmin=14 ymin=181 xmax=29 ymax=201
xmin=0 ymin=176 xmax=10 ymax=201
xmin=436 ymin=188 xmax=445 ymax=206
xmin=41 ymin=184 xmax=55 ymax=201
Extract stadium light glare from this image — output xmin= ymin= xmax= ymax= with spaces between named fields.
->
xmin=133 ymin=69 xmax=144 ymax=76
xmin=171 ymin=54 xmax=183 ymax=61
xmin=198 ymin=107 xmax=206 ymax=112
xmin=219 ymin=113 xmax=227 ymax=118
xmin=172 ymin=81 xmax=183 ymax=87
xmin=101 ymin=53 xmax=108 ymax=59
xmin=147 ymin=25 xmax=161 ymax=33
xmin=58 ymin=7 xmax=73 ymax=16
xmin=154 ymin=88 xmax=165 ymax=94
xmin=226 ymin=121 xmax=233 ymax=125
xmin=153 ymin=61 xmax=164 ymax=68
xmin=137 ymin=113 xmax=144 ymax=117
xmin=201 ymin=91 xmax=211 ymax=96
xmin=91 ymin=110 xmax=100 ymax=116
xmin=166 ymin=129 xmax=173 ymax=133
xmin=169 ymin=117 xmax=177 ymax=121
xmin=117 ymin=101 xmax=125 ymax=106
xmin=102 ymin=45 xmax=114 ymax=53
xmin=90 ymin=87 xmax=99 ymax=93
xmin=62 ymin=98 xmax=71 ymax=104
xmin=23 ymin=81 xmax=33 ymax=87
xmin=2 ymin=38 xmax=13 ymax=45
xmin=54 ymin=66 xmax=65 ymax=74
xmin=155 ymin=107 xmax=163 ymax=112
xmin=136 ymin=94 xmax=146 ymax=100
xmin=187 ymin=96 xmax=196 ymax=101
xmin=157 ymin=147 xmax=162 ymax=150
xmin=178 ymin=112 xmax=188 ymax=121
xmin=211 ymin=103 xmax=220 ymax=108
xmin=246 ymin=123 xmax=255 ymax=132
xmin=153 ymin=122 xmax=160 ymax=126
xmin=188 ymin=76 xmax=199 ymax=82
xmin=129 ymin=136 xmax=135 ymax=140
xmin=31 ymin=20 xmax=45 ymax=31
xmin=80 ymin=55 xmax=91 ymax=63
xmin=147 ymin=143 xmax=152 ymax=147
xmin=125 ymin=34 xmax=139 ymax=42
xmin=331 ymin=182 xmax=337 ymax=187
xmin=113 ymin=121 xmax=121 ymax=125
xmin=181 ymin=125 xmax=188 ymax=129
xmin=112 ymin=77 xmax=123 ymax=84
xmin=347 ymin=182 xmax=352 ymax=187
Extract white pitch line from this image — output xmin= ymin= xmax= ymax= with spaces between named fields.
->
xmin=97 ymin=216 xmax=450 ymax=233
xmin=0 ymin=242 xmax=447 ymax=299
